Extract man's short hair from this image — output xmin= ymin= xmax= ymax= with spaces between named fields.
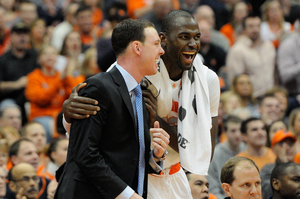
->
xmin=242 ymin=14 xmax=261 ymax=29
xmin=224 ymin=116 xmax=242 ymax=132
xmin=240 ymin=117 xmax=261 ymax=134
xmin=111 ymin=19 xmax=154 ymax=57
xmin=161 ymin=10 xmax=195 ymax=36
xmin=258 ymin=93 xmax=277 ymax=106
xmin=270 ymin=162 xmax=300 ymax=190
xmin=221 ymin=156 xmax=259 ymax=185
xmin=75 ymin=4 xmax=92 ymax=17
xmin=8 ymin=138 xmax=32 ymax=159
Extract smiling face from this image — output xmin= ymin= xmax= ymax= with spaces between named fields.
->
xmin=39 ymin=46 xmax=58 ymax=70
xmin=139 ymin=27 xmax=165 ymax=77
xmin=160 ymin=16 xmax=200 ymax=80
xmin=244 ymin=120 xmax=267 ymax=149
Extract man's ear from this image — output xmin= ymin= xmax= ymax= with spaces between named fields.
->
xmin=132 ymin=41 xmax=141 ymax=55
xmin=222 ymin=183 xmax=232 ymax=197
xmin=9 ymin=181 xmax=17 ymax=192
xmin=159 ymin=33 xmax=167 ymax=47
xmin=272 ymin=178 xmax=281 ymax=191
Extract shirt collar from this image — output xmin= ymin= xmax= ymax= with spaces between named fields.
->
xmin=115 ymin=63 xmax=138 ymax=93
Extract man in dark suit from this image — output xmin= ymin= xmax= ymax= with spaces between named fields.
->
xmin=54 ymin=19 xmax=168 ymax=199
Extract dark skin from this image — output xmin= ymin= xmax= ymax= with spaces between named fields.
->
xmin=63 ymin=16 xmax=218 ymax=159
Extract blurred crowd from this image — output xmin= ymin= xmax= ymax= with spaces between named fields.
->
xmin=0 ymin=0 xmax=300 ymax=198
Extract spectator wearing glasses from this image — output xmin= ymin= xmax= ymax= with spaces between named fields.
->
xmin=8 ymin=163 xmax=39 ymax=199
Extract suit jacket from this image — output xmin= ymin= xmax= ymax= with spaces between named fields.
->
xmin=54 ymin=67 xmax=152 ymax=199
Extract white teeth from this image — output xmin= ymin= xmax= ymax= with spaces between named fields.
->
xmin=183 ymin=52 xmax=195 ymax=55
xmin=155 ymin=59 xmax=159 ymax=64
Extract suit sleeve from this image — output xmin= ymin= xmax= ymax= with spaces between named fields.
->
xmin=70 ymin=78 xmax=128 ymax=199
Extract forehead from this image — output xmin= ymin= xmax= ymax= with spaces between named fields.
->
xmin=171 ymin=17 xmax=199 ymax=35
xmin=285 ymin=166 xmax=300 ymax=177
xmin=248 ymin=120 xmax=264 ymax=129
xmin=26 ymin=124 xmax=46 ymax=134
xmin=190 ymin=174 xmax=208 ymax=183
xmin=3 ymin=107 xmax=20 ymax=116
xmin=262 ymin=97 xmax=279 ymax=105
xmin=233 ymin=161 xmax=260 ymax=182
xmin=144 ymin=27 xmax=159 ymax=41
xmin=245 ymin=17 xmax=261 ymax=26
xmin=19 ymin=141 xmax=36 ymax=152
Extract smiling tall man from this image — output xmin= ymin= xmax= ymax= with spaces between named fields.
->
xmin=143 ymin=10 xmax=220 ymax=198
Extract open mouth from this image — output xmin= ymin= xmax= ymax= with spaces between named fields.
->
xmin=182 ymin=52 xmax=196 ymax=64
xmin=155 ymin=58 xmax=160 ymax=64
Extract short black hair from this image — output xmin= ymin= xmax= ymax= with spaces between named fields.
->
xmin=111 ymin=19 xmax=154 ymax=57
xmin=240 ymin=117 xmax=261 ymax=134
xmin=75 ymin=4 xmax=92 ymax=17
xmin=242 ymin=14 xmax=261 ymax=29
xmin=224 ymin=116 xmax=242 ymax=132
xmin=161 ymin=10 xmax=195 ymax=36
xmin=46 ymin=138 xmax=68 ymax=162
xmin=8 ymin=138 xmax=32 ymax=160
xmin=270 ymin=162 xmax=300 ymax=191
xmin=107 ymin=2 xmax=128 ymax=23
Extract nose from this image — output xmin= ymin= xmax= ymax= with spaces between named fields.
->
xmin=249 ymin=185 xmax=259 ymax=196
xmin=202 ymin=186 xmax=209 ymax=193
xmin=159 ymin=45 xmax=164 ymax=55
xmin=188 ymin=38 xmax=197 ymax=48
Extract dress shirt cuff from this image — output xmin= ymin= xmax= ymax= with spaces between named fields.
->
xmin=63 ymin=114 xmax=71 ymax=134
xmin=115 ymin=186 xmax=135 ymax=199
xmin=149 ymin=150 xmax=164 ymax=172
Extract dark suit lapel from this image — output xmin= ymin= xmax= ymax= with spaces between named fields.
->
xmin=109 ymin=66 xmax=136 ymax=132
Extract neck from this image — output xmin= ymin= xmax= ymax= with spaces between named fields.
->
xmin=117 ymin=55 xmax=143 ymax=83
xmin=246 ymin=145 xmax=266 ymax=156
xmin=161 ymin=55 xmax=183 ymax=81
xmin=227 ymin=141 xmax=240 ymax=152
xmin=42 ymin=66 xmax=55 ymax=76
xmin=240 ymin=96 xmax=250 ymax=107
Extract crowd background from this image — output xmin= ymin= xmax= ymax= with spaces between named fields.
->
xmin=0 ymin=0 xmax=300 ymax=198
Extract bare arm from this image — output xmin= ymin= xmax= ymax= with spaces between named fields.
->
xmin=0 ymin=76 xmax=27 ymax=93
xmin=63 ymin=83 xmax=100 ymax=123
xmin=210 ymin=116 xmax=218 ymax=161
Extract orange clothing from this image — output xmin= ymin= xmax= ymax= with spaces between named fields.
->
xmin=127 ymin=0 xmax=180 ymax=18
xmin=294 ymin=151 xmax=300 ymax=163
xmin=92 ymin=8 xmax=103 ymax=26
xmin=209 ymin=193 xmax=217 ymax=199
xmin=220 ymin=23 xmax=235 ymax=46
xmin=236 ymin=147 xmax=276 ymax=170
xmin=25 ymin=68 xmax=85 ymax=121
xmin=73 ymin=25 xmax=103 ymax=46
xmin=0 ymin=29 xmax=11 ymax=56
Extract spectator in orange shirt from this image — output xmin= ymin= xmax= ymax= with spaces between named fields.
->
xmin=220 ymin=1 xmax=249 ymax=46
xmin=82 ymin=0 xmax=104 ymax=26
xmin=127 ymin=0 xmax=179 ymax=19
xmin=25 ymin=45 xmax=84 ymax=141
xmin=73 ymin=4 xmax=101 ymax=51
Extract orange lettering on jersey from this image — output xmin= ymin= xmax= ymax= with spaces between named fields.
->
xmin=171 ymin=100 xmax=178 ymax=113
